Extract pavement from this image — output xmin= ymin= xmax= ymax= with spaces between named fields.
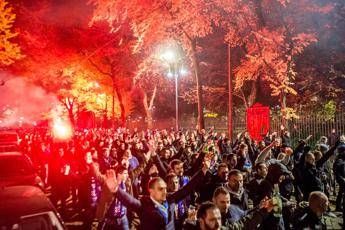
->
xmin=325 ymin=193 xmax=343 ymax=230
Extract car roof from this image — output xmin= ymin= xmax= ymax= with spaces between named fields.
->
xmin=0 ymin=151 xmax=24 ymax=156
xmin=0 ymin=186 xmax=55 ymax=221
xmin=0 ymin=131 xmax=18 ymax=134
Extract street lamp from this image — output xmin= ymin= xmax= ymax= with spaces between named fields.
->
xmin=160 ymin=48 xmax=187 ymax=131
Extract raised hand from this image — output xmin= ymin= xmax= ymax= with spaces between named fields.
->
xmin=237 ymin=132 xmax=243 ymax=140
xmin=105 ymin=169 xmax=118 ymax=193
xmin=304 ymin=135 xmax=312 ymax=142
xmin=143 ymin=150 xmax=152 ymax=162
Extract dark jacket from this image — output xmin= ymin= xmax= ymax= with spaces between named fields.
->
xmin=228 ymin=189 xmax=249 ymax=212
xmin=301 ymin=144 xmax=337 ymax=200
xmin=292 ymin=207 xmax=326 ymax=230
xmin=223 ymin=208 xmax=267 ymax=229
xmin=183 ymin=208 xmax=266 ymax=230
xmin=115 ymin=170 xmax=205 ymax=230
xmin=334 ymin=154 xmax=345 ymax=188
xmin=199 ymin=174 xmax=226 ymax=202
xmin=246 ymin=176 xmax=265 ymax=206
xmin=301 ymin=163 xmax=323 ymax=199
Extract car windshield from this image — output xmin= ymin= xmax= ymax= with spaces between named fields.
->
xmin=0 ymin=155 xmax=34 ymax=177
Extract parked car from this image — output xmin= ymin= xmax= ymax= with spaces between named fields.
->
xmin=0 ymin=185 xmax=65 ymax=230
xmin=0 ymin=152 xmax=45 ymax=189
xmin=0 ymin=130 xmax=20 ymax=152
xmin=0 ymin=130 xmax=20 ymax=146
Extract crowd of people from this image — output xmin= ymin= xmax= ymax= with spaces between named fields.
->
xmin=17 ymin=126 xmax=345 ymax=230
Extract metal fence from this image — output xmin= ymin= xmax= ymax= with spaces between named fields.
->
xmin=270 ymin=112 xmax=345 ymax=146
xmin=127 ymin=111 xmax=345 ymax=147
xmin=232 ymin=111 xmax=345 ymax=147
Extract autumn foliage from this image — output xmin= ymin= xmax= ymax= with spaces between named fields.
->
xmin=0 ymin=0 xmax=343 ymax=128
xmin=0 ymin=0 xmax=22 ymax=66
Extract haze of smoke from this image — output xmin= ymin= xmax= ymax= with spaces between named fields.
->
xmin=0 ymin=77 xmax=58 ymax=127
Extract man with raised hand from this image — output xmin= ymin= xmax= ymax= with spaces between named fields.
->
xmin=105 ymin=153 xmax=212 ymax=230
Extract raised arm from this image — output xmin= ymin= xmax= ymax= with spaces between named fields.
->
xmin=105 ymin=170 xmax=142 ymax=213
xmin=130 ymin=156 xmax=148 ymax=180
xmin=185 ymin=151 xmax=206 ymax=177
xmin=90 ymin=162 xmax=106 ymax=184
xmin=255 ymin=142 xmax=275 ymax=164
xmin=316 ymin=143 xmax=338 ymax=168
xmin=168 ymin=155 xmax=210 ymax=203
xmin=152 ymin=154 xmax=168 ymax=177
xmin=170 ymin=146 xmax=185 ymax=161
xmin=116 ymin=188 xmax=142 ymax=213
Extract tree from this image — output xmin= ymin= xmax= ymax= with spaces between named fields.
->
xmin=134 ymin=51 xmax=173 ymax=129
xmin=90 ymin=0 xmax=227 ymax=130
xmin=82 ymin=22 xmax=136 ymax=127
xmin=292 ymin=0 xmax=345 ymax=112
xmin=11 ymin=1 xmax=134 ymax=127
xmin=0 ymin=0 xmax=23 ymax=67
xmin=217 ymin=0 xmax=332 ymax=123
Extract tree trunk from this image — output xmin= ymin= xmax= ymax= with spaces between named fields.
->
xmin=103 ymin=95 xmax=108 ymax=128
xmin=112 ymin=80 xmax=115 ymax=128
xmin=253 ymin=0 xmax=266 ymax=27
xmin=115 ymin=85 xmax=126 ymax=127
xmin=68 ymin=108 xmax=75 ymax=129
xmin=190 ymin=39 xmax=205 ymax=130
xmin=247 ymin=81 xmax=257 ymax=107
xmin=143 ymin=86 xmax=157 ymax=129
xmin=251 ymin=0 xmax=264 ymax=107
xmin=281 ymin=91 xmax=287 ymax=127
xmin=228 ymin=44 xmax=233 ymax=139
xmin=63 ymin=98 xmax=75 ymax=128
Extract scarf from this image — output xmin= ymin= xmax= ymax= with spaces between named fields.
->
xmin=151 ymin=198 xmax=169 ymax=225
xmin=108 ymin=182 xmax=126 ymax=218
xmin=226 ymin=185 xmax=244 ymax=200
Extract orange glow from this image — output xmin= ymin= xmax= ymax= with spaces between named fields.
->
xmin=52 ymin=119 xmax=72 ymax=140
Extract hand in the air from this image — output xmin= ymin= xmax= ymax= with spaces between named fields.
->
xmin=105 ymin=169 xmax=118 ymax=193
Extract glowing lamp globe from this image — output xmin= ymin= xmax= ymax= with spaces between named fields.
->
xmin=161 ymin=50 xmax=176 ymax=63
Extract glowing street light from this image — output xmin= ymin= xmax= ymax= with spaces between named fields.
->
xmin=160 ymin=46 xmax=187 ymax=131
xmin=160 ymin=49 xmax=177 ymax=63
xmin=167 ymin=71 xmax=174 ymax=78
xmin=179 ymin=67 xmax=188 ymax=76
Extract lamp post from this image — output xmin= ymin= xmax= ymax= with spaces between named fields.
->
xmin=161 ymin=49 xmax=187 ymax=131
xmin=168 ymin=64 xmax=180 ymax=131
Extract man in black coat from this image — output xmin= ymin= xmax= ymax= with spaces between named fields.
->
xmin=246 ymin=162 xmax=268 ymax=207
xmin=199 ymin=163 xmax=229 ymax=202
xmin=105 ymin=157 xmax=210 ymax=230
xmin=301 ymin=142 xmax=338 ymax=200
xmin=333 ymin=144 xmax=345 ymax=223
xmin=292 ymin=191 xmax=329 ymax=230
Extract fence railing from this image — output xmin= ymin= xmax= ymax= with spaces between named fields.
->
xmin=126 ymin=111 xmax=345 ymax=147
xmin=270 ymin=112 xmax=345 ymax=146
